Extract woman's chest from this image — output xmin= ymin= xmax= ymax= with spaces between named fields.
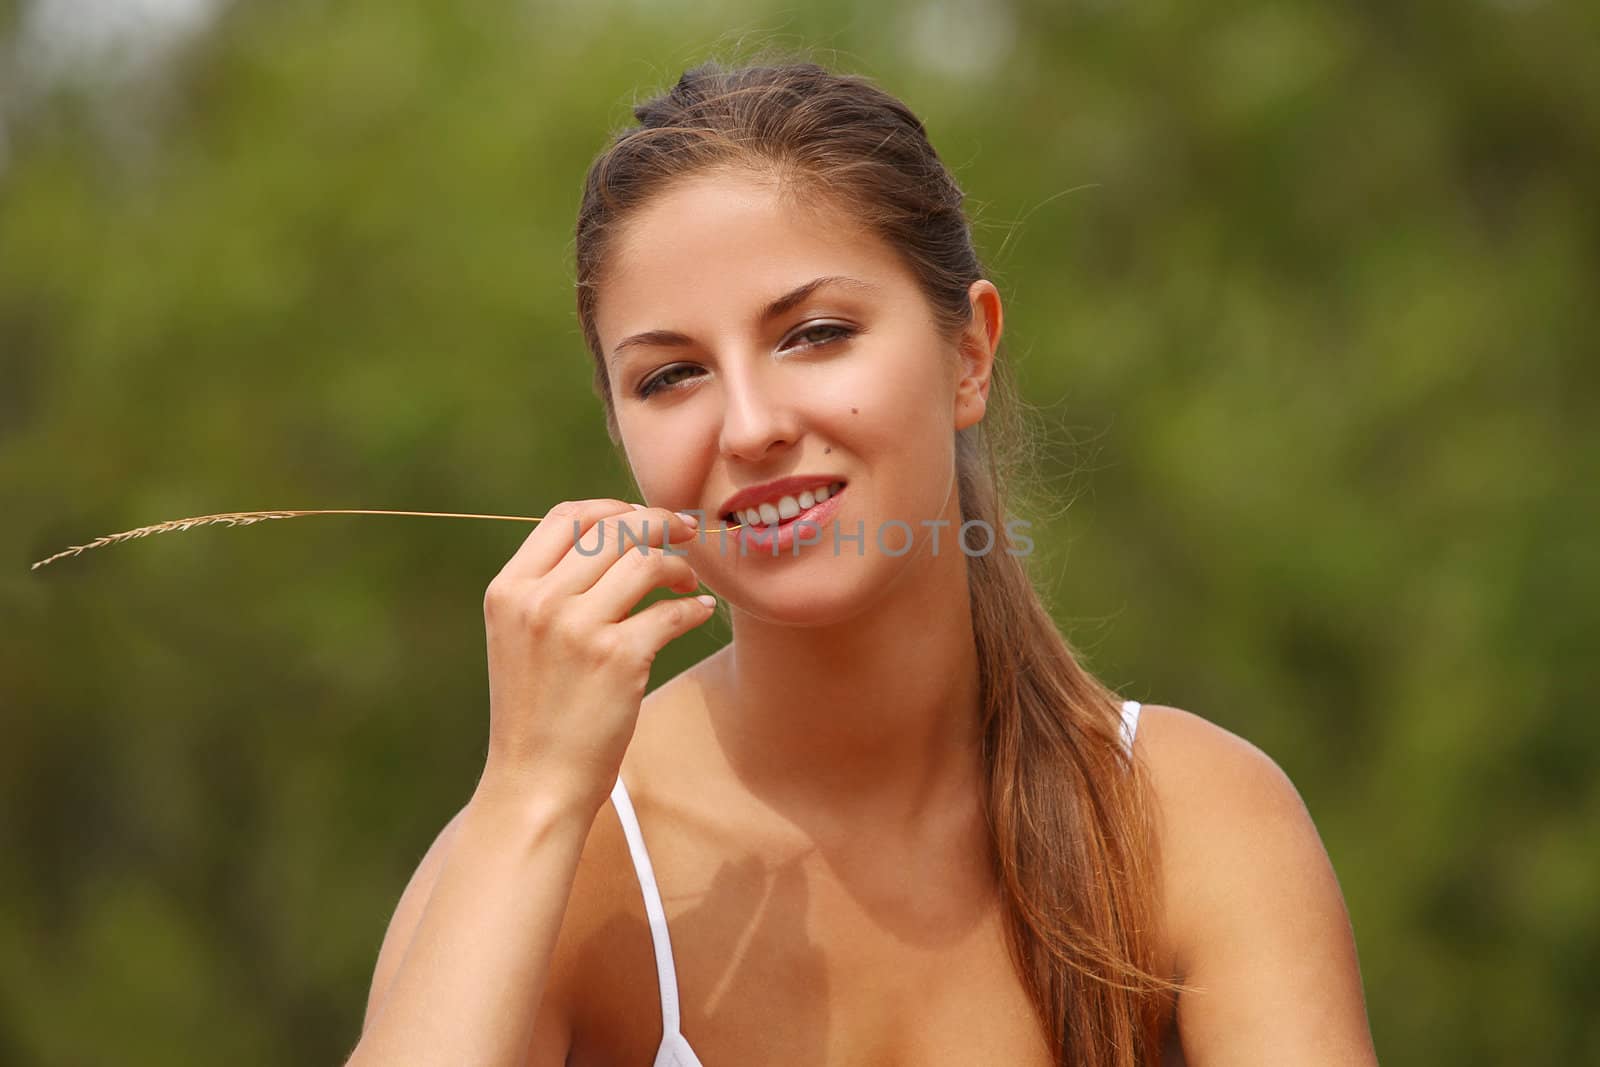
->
xmin=563 ymin=818 xmax=1053 ymax=1066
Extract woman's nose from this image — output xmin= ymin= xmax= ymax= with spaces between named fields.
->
xmin=717 ymin=362 xmax=801 ymax=461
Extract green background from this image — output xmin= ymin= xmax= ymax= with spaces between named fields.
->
xmin=3 ymin=1 xmax=1596 ymax=1062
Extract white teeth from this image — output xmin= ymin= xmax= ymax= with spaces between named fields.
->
xmin=730 ymin=481 xmax=845 ymax=527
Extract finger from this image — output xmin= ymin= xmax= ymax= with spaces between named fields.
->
xmin=493 ymin=498 xmax=635 ymax=582
xmin=541 ymin=505 xmax=700 ymax=599
xmin=574 ymin=544 xmax=700 ymax=625
xmin=612 ymin=592 xmax=718 ymax=663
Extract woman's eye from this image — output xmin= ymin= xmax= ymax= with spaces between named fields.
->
xmin=637 ymin=364 xmax=700 ymax=399
xmin=786 ymin=323 xmax=855 ymax=350
xmin=634 ymin=325 xmax=856 ymax=399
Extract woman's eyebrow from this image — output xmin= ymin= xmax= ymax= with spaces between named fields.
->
xmin=609 ymin=274 xmax=881 ymax=365
xmin=759 ymin=274 xmax=881 ymax=322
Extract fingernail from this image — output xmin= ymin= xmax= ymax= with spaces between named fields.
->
xmin=629 ymin=503 xmax=647 ymax=511
xmin=675 ymin=510 xmax=700 ymax=527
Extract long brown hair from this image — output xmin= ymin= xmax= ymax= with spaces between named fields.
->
xmin=573 ymin=51 xmax=1175 ymax=1064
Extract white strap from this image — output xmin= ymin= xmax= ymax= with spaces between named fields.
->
xmin=610 ymin=776 xmax=683 ymax=1035
xmin=1119 ymin=700 xmax=1143 ymax=754
xmin=656 ymin=1031 xmax=707 ymax=1067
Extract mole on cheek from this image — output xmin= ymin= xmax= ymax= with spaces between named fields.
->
xmin=824 ymin=447 xmax=831 ymax=453
xmin=851 ymin=407 xmax=858 ymax=414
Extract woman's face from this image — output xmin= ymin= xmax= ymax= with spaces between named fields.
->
xmin=591 ymin=169 xmax=998 ymax=626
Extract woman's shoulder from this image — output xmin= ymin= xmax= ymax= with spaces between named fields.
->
xmin=1130 ymin=703 xmax=1303 ymax=812
xmin=1129 ymin=704 xmax=1376 ymax=1060
xmin=1129 ymin=703 xmax=1326 ymax=908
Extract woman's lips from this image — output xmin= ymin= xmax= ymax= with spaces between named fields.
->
xmin=724 ymin=485 xmax=847 ymax=555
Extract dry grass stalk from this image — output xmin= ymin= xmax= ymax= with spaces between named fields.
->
xmin=30 ymin=507 xmax=744 ymax=572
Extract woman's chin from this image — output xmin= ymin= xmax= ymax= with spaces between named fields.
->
xmin=713 ymin=576 xmax=875 ymax=629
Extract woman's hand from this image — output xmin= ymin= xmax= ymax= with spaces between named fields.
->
xmin=477 ymin=499 xmax=712 ymax=815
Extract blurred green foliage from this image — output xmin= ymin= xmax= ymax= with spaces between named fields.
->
xmin=3 ymin=1 xmax=1596 ymax=1063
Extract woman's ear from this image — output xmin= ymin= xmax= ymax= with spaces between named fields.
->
xmin=954 ymin=280 xmax=1002 ymax=431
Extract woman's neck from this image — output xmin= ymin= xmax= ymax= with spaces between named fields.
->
xmin=707 ymin=542 xmax=985 ymax=838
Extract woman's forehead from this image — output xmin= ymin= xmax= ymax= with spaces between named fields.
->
xmin=623 ymin=175 xmax=879 ymax=264
xmin=596 ymin=174 xmax=908 ymax=327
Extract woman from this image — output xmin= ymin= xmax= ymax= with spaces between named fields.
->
xmin=346 ymin=57 xmax=1377 ymax=1066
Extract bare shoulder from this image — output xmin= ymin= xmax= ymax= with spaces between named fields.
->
xmin=1133 ymin=704 xmax=1308 ymax=832
xmin=1130 ymin=705 xmax=1378 ymax=1066
xmin=1130 ymin=704 xmax=1318 ymax=972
